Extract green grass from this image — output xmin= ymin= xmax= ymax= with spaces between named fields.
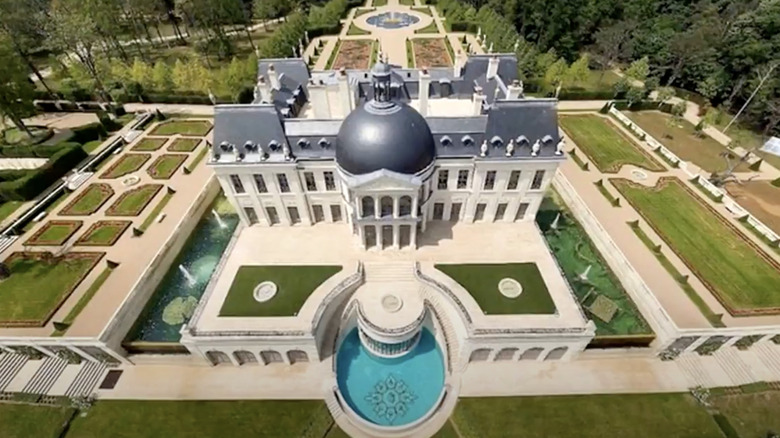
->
xmin=353 ymin=8 xmax=376 ymax=18
xmin=325 ymin=39 xmax=341 ymax=70
xmin=399 ymin=0 xmax=415 ymax=5
xmin=414 ymin=22 xmax=440 ymax=34
xmin=66 ymin=400 xmax=333 ymax=438
xmin=627 ymin=220 xmax=725 ymax=327
xmin=51 ymin=266 xmax=114 ymax=336
xmin=0 ymin=201 xmax=24 ymax=222
xmin=613 ymin=177 xmax=780 ymax=314
xmin=594 ymin=180 xmax=620 ymax=207
xmin=219 ymin=265 xmax=342 ymax=317
xmin=22 ymin=192 xmax=69 ymax=232
xmin=406 ymin=38 xmax=414 ymax=67
xmin=131 ymin=138 xmax=167 ymax=151
xmin=100 ymin=154 xmax=151 ymax=179
xmin=559 ymin=115 xmax=665 ymax=173
xmin=106 ymin=185 xmax=162 ymax=217
xmin=82 ymin=139 xmax=104 ymax=154
xmin=0 ymin=403 xmax=74 ymax=438
xmin=453 ymin=394 xmax=723 ymax=438
xmin=147 ymin=154 xmax=187 ymax=179
xmin=167 ymin=138 xmax=201 ymax=152
xmin=25 ymin=220 xmax=82 ymax=246
xmin=435 ymin=263 xmax=556 ymax=314
xmin=59 ymin=184 xmax=114 ymax=216
xmin=75 ymin=221 xmax=131 ymax=246
xmin=139 ymin=192 xmax=174 ymax=232
xmin=712 ymin=391 xmax=780 ymax=438
xmin=185 ymin=146 xmax=209 ymax=172
xmin=150 ymin=120 xmax=212 ymax=136
xmin=625 ymin=111 xmax=751 ymax=173
xmin=0 ymin=252 xmax=102 ymax=326
xmin=347 ymin=22 xmax=370 ymax=35
xmin=372 ymin=0 xmax=388 ymax=6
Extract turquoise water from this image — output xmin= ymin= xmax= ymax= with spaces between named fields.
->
xmin=336 ymin=328 xmax=445 ymax=427
xmin=126 ymin=199 xmax=239 ymax=343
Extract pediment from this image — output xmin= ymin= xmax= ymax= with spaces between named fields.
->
xmin=350 ymin=169 xmax=422 ymax=191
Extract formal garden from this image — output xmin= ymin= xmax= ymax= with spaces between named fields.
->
xmin=24 ymin=220 xmax=83 ymax=246
xmin=100 ymin=154 xmax=152 ymax=179
xmin=59 ymin=184 xmax=115 ymax=216
xmin=219 ymin=265 xmax=342 ymax=317
xmin=149 ymin=120 xmax=212 ymax=137
xmin=75 ymin=221 xmax=132 ymax=247
xmin=435 ymin=263 xmax=557 ymax=315
xmin=130 ymin=137 xmax=168 ymax=152
xmin=611 ymin=177 xmax=780 ymax=315
xmin=0 ymin=251 xmax=103 ymax=327
xmin=724 ymin=181 xmax=780 ymax=234
xmin=146 ymin=154 xmax=188 ymax=180
xmin=105 ymin=185 xmax=163 ymax=217
xmin=329 ymin=39 xmax=374 ymax=70
xmin=410 ymin=38 xmax=453 ymax=67
xmin=559 ymin=114 xmax=665 ymax=173
xmin=167 ymin=138 xmax=202 ymax=153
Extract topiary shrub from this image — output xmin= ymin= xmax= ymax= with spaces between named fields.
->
xmin=749 ymin=159 xmax=762 ymax=171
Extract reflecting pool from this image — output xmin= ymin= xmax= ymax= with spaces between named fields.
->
xmin=366 ymin=12 xmax=420 ymax=29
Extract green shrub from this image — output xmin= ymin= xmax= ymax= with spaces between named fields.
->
xmin=749 ymin=159 xmax=762 ymax=171
xmin=772 ymin=177 xmax=780 ymax=188
xmin=0 ymin=145 xmax=87 ymax=201
xmin=70 ymin=122 xmax=108 ymax=144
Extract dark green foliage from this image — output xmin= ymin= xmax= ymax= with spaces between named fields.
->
xmin=70 ymin=122 xmax=108 ymax=145
xmin=0 ymin=145 xmax=87 ymax=202
xmin=749 ymin=159 xmax=762 ymax=171
xmin=712 ymin=414 xmax=740 ymax=438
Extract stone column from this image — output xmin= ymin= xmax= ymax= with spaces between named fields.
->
xmin=393 ymin=196 xmax=400 ymax=218
xmin=374 ymin=197 xmax=380 ymax=219
xmin=412 ymin=196 xmax=419 ymax=218
xmin=359 ymin=225 xmax=366 ymax=249
xmin=393 ymin=225 xmax=400 ymax=249
xmin=411 ymin=224 xmax=418 ymax=249
xmin=419 ymin=68 xmax=430 ymax=116
xmin=472 ymin=86 xmax=486 ymax=115
xmin=226 ymin=351 xmax=241 ymax=367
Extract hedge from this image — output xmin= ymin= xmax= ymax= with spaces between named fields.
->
xmin=69 ymin=122 xmax=108 ymax=145
xmin=450 ymin=21 xmax=477 ymax=32
xmin=0 ymin=144 xmax=87 ymax=202
xmin=0 ymin=169 xmax=34 ymax=182
xmin=611 ymin=100 xmax=674 ymax=113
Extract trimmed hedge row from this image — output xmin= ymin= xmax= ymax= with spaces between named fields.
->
xmin=0 ymin=145 xmax=87 ymax=202
xmin=0 ymin=122 xmax=107 ymax=158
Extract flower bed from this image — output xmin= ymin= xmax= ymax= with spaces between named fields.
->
xmin=106 ymin=184 xmax=163 ymax=217
xmin=0 ymin=251 xmax=104 ymax=327
xmin=59 ymin=183 xmax=115 ymax=216
xmin=100 ymin=154 xmax=151 ymax=179
xmin=149 ymin=120 xmax=212 ymax=136
xmin=75 ymin=220 xmax=132 ymax=246
xmin=412 ymin=38 xmax=452 ymax=67
xmin=131 ymin=137 xmax=168 ymax=151
xmin=332 ymin=40 xmax=373 ymax=70
xmin=146 ymin=154 xmax=188 ymax=180
xmin=24 ymin=220 xmax=83 ymax=246
xmin=167 ymin=138 xmax=201 ymax=152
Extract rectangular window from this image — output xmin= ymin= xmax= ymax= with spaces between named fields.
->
xmin=457 ymin=170 xmax=469 ymax=189
xmin=437 ymin=169 xmax=449 ymax=190
xmin=266 ymin=206 xmax=279 ymax=225
xmin=244 ymin=207 xmax=259 ymax=225
xmin=330 ymin=205 xmax=342 ymax=222
xmin=312 ymin=205 xmax=324 ymax=223
xmin=474 ymin=203 xmax=487 ymax=221
xmin=531 ymin=170 xmax=545 ymax=190
xmin=433 ymin=202 xmax=444 ymax=220
xmin=287 ymin=206 xmax=300 ymax=224
xmin=229 ymin=175 xmax=245 ymax=194
xmin=324 ymin=171 xmax=336 ymax=191
xmin=304 ymin=172 xmax=317 ymax=191
xmin=449 ymin=202 xmax=461 ymax=221
xmin=507 ymin=171 xmax=521 ymax=190
xmin=483 ymin=170 xmax=496 ymax=190
xmin=253 ymin=174 xmax=267 ymax=193
xmin=495 ymin=203 xmax=507 ymax=221
xmin=515 ymin=202 xmax=529 ymax=220
xmin=277 ymin=173 xmax=290 ymax=193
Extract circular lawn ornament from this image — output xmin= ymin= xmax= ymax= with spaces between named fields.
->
xmin=381 ymin=294 xmax=404 ymax=313
xmin=253 ymin=281 xmax=278 ymax=303
xmin=630 ymin=169 xmax=648 ymax=181
xmin=498 ymin=278 xmax=523 ymax=298
xmin=122 ymin=175 xmax=141 ymax=186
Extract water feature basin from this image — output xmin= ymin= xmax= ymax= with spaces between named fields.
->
xmin=366 ymin=12 xmax=420 ymax=29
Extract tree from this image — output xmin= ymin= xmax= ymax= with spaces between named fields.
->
xmin=544 ymin=58 xmax=568 ymax=97
xmin=0 ymin=36 xmax=36 ymax=137
xmin=0 ymin=0 xmax=57 ymax=97
xmin=626 ymin=86 xmax=645 ymax=106
xmin=625 ymin=57 xmax=650 ymax=83
xmin=656 ymin=87 xmax=675 ymax=107
xmin=152 ymin=61 xmax=173 ymax=92
xmin=129 ymin=58 xmax=153 ymax=91
xmin=565 ymin=54 xmax=590 ymax=89
xmin=590 ymin=22 xmax=632 ymax=78
xmin=666 ymin=101 xmax=687 ymax=137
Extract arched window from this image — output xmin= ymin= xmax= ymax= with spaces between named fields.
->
xmin=495 ymin=348 xmax=518 ymax=361
xmin=519 ymin=347 xmax=543 ymax=360
xmin=361 ymin=196 xmax=375 ymax=218
xmin=399 ymin=196 xmax=412 ymax=216
xmin=544 ymin=347 xmax=568 ymax=361
xmin=206 ymin=350 xmax=230 ymax=365
xmin=380 ymin=196 xmax=394 ymax=217
xmin=287 ymin=350 xmax=309 ymax=364
xmin=469 ymin=348 xmax=491 ymax=362
xmin=234 ymin=350 xmax=258 ymax=365
xmin=260 ymin=350 xmax=284 ymax=365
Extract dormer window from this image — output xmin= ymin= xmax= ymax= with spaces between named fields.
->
xmin=516 ymin=135 xmax=529 ymax=146
xmin=542 ymin=134 xmax=553 ymax=144
xmin=244 ymin=141 xmax=258 ymax=152
xmin=318 ymin=138 xmax=331 ymax=149
xmin=297 ymin=139 xmax=310 ymax=149
xmin=219 ymin=141 xmax=233 ymax=152
xmin=440 ymin=135 xmax=452 ymax=147
xmin=268 ymin=140 xmax=280 ymax=151
xmin=462 ymin=135 xmax=474 ymax=146
xmin=490 ymin=135 xmax=503 ymax=147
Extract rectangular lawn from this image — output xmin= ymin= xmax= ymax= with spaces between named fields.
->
xmin=453 ymin=394 xmax=721 ymax=438
xmin=219 ymin=265 xmax=342 ymax=316
xmin=0 ymin=251 xmax=103 ymax=326
xmin=75 ymin=220 xmax=132 ymax=246
xmin=625 ymin=111 xmax=751 ymax=173
xmin=106 ymin=184 xmax=162 ymax=217
xmin=435 ymin=263 xmax=556 ymax=314
xmin=131 ymin=137 xmax=167 ymax=151
xmin=149 ymin=120 xmax=212 ymax=136
xmin=712 ymin=391 xmax=780 ymax=438
xmin=25 ymin=220 xmax=83 ymax=246
xmin=100 ymin=154 xmax=151 ymax=179
xmin=559 ymin=114 xmax=665 ymax=173
xmin=167 ymin=138 xmax=201 ymax=152
xmin=0 ymin=403 xmax=74 ymax=438
xmin=611 ymin=177 xmax=780 ymax=314
xmin=147 ymin=154 xmax=187 ymax=179
xmin=59 ymin=183 xmax=114 ymax=216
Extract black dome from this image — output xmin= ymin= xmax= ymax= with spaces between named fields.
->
xmin=336 ymin=101 xmax=436 ymax=175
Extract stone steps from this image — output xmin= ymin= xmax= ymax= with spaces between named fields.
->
xmin=755 ymin=342 xmax=780 ymax=378
xmin=22 ymin=357 xmax=69 ymax=394
xmin=362 ymin=262 xmax=415 ymax=282
xmin=676 ymin=354 xmax=716 ymax=388
xmin=419 ymin=285 xmax=460 ymax=372
xmin=0 ymin=353 xmax=28 ymax=391
xmin=713 ymin=347 xmax=757 ymax=386
xmin=65 ymin=361 xmax=106 ymax=398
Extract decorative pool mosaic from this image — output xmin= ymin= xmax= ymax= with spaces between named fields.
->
xmin=366 ymin=12 xmax=420 ymax=29
xmin=364 ymin=374 xmax=418 ymax=423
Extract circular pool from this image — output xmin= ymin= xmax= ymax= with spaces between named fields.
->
xmin=336 ymin=328 xmax=445 ymax=427
xmin=366 ymin=12 xmax=420 ymax=29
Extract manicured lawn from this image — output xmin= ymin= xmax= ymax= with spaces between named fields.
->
xmin=52 ymin=266 xmax=114 ymax=336
xmin=106 ymin=185 xmax=162 ymax=217
xmin=560 ymin=115 xmax=664 ymax=173
xmin=453 ymin=394 xmax=722 ymax=438
xmin=186 ymin=146 xmax=209 ymax=172
xmin=59 ymin=184 xmax=114 ymax=216
xmin=25 ymin=220 xmax=83 ymax=246
xmin=167 ymin=137 xmax=201 ymax=152
xmin=219 ymin=265 xmax=342 ymax=317
xmin=139 ymin=191 xmax=174 ymax=232
xmin=612 ymin=177 xmax=780 ymax=314
xmin=149 ymin=120 xmax=212 ymax=136
xmin=0 ymin=403 xmax=74 ymax=438
xmin=414 ymin=22 xmax=440 ymax=34
xmin=0 ymin=251 xmax=103 ymax=326
xmin=100 ymin=154 xmax=151 ymax=179
xmin=712 ymin=391 xmax=780 ymax=438
xmin=75 ymin=221 xmax=131 ymax=246
xmin=625 ymin=111 xmax=751 ymax=173
xmin=724 ymin=180 xmax=780 ymax=234
xmin=66 ymin=400 xmax=332 ymax=438
xmin=0 ymin=201 xmax=23 ymax=222
xmin=146 ymin=154 xmax=187 ymax=179
xmin=131 ymin=137 xmax=167 ymax=151
xmin=372 ymin=0 xmax=388 ymax=5
xmin=347 ymin=22 xmax=370 ymax=35
xmin=82 ymin=140 xmax=104 ymax=154
xmin=435 ymin=263 xmax=556 ymax=314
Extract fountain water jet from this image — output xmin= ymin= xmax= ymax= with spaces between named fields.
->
xmin=179 ymin=265 xmax=196 ymax=287
xmin=578 ymin=265 xmax=592 ymax=282
xmin=211 ymin=209 xmax=227 ymax=229
xmin=550 ymin=213 xmax=561 ymax=230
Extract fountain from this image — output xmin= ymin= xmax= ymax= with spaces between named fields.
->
xmin=179 ymin=264 xmax=197 ymax=287
xmin=366 ymin=12 xmax=420 ymax=29
xmin=578 ymin=265 xmax=592 ymax=282
xmin=211 ymin=209 xmax=227 ymax=229
xmin=550 ymin=213 xmax=561 ymax=230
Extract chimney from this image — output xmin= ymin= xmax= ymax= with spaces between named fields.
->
xmin=337 ymin=68 xmax=353 ymax=117
xmin=453 ymin=51 xmax=466 ymax=77
xmin=268 ymin=63 xmax=280 ymax=90
xmin=508 ymin=79 xmax=524 ymax=100
xmin=418 ymin=67 xmax=430 ymax=116
xmin=308 ymin=79 xmax=332 ymax=118
xmin=472 ymin=85 xmax=486 ymax=115
xmin=256 ymin=75 xmax=272 ymax=103
xmin=486 ymin=55 xmax=499 ymax=80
